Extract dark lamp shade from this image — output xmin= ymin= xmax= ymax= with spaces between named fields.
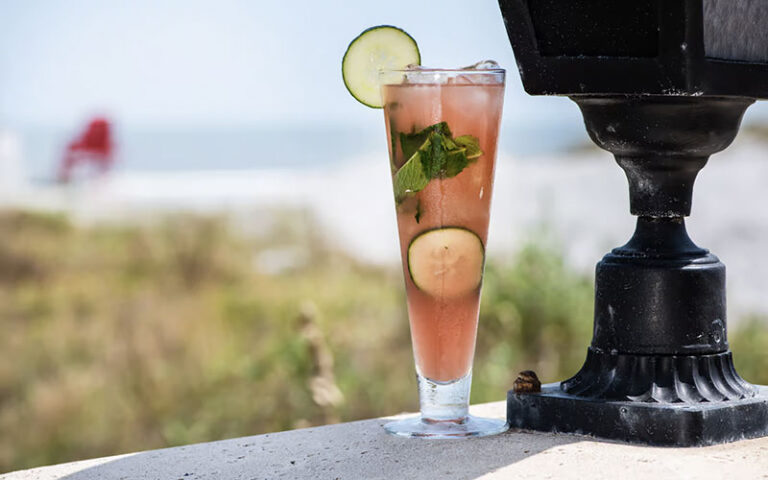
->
xmin=499 ymin=0 xmax=768 ymax=98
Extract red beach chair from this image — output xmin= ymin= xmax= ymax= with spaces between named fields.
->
xmin=58 ymin=117 xmax=114 ymax=183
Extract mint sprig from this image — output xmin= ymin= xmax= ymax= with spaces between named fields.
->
xmin=393 ymin=122 xmax=482 ymax=203
xmin=400 ymin=121 xmax=452 ymax=162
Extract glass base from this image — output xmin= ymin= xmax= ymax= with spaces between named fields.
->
xmin=384 ymin=415 xmax=508 ymax=439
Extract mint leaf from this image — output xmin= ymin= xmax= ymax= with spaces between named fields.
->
xmin=393 ymin=148 xmax=430 ymax=203
xmin=420 ymin=131 xmax=450 ymax=179
xmin=400 ymin=122 xmax=452 ymax=161
xmin=444 ymin=148 xmax=469 ymax=177
xmin=442 ymin=134 xmax=458 ymax=150
xmin=455 ymin=135 xmax=483 ymax=160
xmin=419 ymin=131 xmax=473 ymax=179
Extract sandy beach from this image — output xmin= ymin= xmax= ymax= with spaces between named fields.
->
xmin=2 ymin=133 xmax=768 ymax=321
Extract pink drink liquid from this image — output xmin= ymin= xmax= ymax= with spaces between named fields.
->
xmin=382 ymin=82 xmax=504 ymax=382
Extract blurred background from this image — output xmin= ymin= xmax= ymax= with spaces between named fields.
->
xmin=1 ymin=0 xmax=768 ymax=472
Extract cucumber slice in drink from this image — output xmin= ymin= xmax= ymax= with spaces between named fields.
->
xmin=342 ymin=25 xmax=420 ymax=108
xmin=407 ymin=227 xmax=485 ymax=298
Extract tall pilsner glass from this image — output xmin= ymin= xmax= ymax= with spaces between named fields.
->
xmin=380 ymin=66 xmax=507 ymax=438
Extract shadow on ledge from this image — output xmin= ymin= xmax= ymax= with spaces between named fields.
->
xmin=45 ymin=413 xmax=576 ymax=480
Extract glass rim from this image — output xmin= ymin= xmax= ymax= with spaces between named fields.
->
xmin=379 ymin=67 xmax=505 ymax=75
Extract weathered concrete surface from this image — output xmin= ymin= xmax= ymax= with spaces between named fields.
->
xmin=2 ymin=402 xmax=768 ymax=480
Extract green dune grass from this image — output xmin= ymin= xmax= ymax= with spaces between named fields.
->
xmin=0 ymin=210 xmax=764 ymax=472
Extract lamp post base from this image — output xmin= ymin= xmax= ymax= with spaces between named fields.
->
xmin=507 ymin=383 xmax=768 ymax=447
xmin=501 ymin=95 xmax=768 ymax=447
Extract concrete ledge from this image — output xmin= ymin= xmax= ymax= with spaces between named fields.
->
xmin=2 ymin=402 xmax=768 ymax=480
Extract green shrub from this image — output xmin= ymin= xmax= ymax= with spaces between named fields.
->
xmin=0 ymin=209 xmax=764 ymax=472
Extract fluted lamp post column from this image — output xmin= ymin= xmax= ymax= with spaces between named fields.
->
xmin=500 ymin=0 xmax=768 ymax=446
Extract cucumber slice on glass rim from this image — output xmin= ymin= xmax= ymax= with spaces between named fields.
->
xmin=407 ymin=227 xmax=485 ymax=298
xmin=342 ymin=25 xmax=420 ymax=108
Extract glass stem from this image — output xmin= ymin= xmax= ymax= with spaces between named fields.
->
xmin=417 ymin=370 xmax=472 ymax=422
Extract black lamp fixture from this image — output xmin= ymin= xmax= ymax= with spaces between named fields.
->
xmin=500 ymin=0 xmax=768 ymax=446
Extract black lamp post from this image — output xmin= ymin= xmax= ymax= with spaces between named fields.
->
xmin=500 ymin=0 xmax=768 ymax=446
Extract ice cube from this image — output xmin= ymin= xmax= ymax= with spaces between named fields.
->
xmin=404 ymin=67 xmax=444 ymax=84
xmin=447 ymin=74 xmax=476 ymax=85
xmin=462 ymin=60 xmax=501 ymax=70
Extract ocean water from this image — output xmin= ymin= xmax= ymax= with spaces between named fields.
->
xmin=15 ymin=121 xmax=589 ymax=182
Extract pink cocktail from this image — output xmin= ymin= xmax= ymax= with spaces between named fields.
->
xmin=381 ymin=65 xmax=507 ymax=438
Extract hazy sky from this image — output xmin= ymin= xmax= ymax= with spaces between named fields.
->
xmin=0 ymin=0 xmax=586 ymax=129
xmin=0 ymin=0 xmax=765 ymax=129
